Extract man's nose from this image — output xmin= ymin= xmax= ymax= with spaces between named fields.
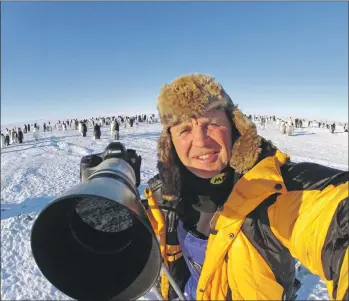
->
xmin=192 ymin=126 xmax=209 ymax=147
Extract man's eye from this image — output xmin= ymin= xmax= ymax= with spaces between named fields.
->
xmin=180 ymin=129 xmax=190 ymax=135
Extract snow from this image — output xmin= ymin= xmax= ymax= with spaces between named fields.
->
xmin=1 ymin=119 xmax=348 ymax=300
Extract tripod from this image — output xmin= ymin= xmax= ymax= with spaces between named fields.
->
xmin=151 ymin=264 xmax=186 ymax=301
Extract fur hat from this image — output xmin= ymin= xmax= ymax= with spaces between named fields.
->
xmin=156 ymin=74 xmax=263 ymax=201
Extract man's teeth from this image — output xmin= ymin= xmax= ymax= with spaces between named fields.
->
xmin=198 ymin=153 xmax=213 ymax=159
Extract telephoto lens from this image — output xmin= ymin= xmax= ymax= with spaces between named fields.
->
xmin=31 ymin=143 xmax=161 ymax=301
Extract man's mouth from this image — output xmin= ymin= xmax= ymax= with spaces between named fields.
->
xmin=193 ymin=151 xmax=218 ymax=160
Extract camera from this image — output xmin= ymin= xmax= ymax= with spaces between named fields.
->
xmin=79 ymin=142 xmax=141 ymax=186
xmin=30 ymin=142 xmax=162 ymax=301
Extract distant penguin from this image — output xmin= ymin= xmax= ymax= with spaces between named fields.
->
xmin=281 ymin=122 xmax=286 ymax=134
xmin=18 ymin=128 xmax=23 ymax=143
xmin=13 ymin=130 xmax=18 ymax=144
xmin=4 ymin=133 xmax=10 ymax=146
xmin=286 ymin=123 xmax=294 ymax=136
xmin=78 ymin=122 xmax=83 ymax=135
xmin=82 ymin=122 xmax=87 ymax=137
xmin=33 ymin=126 xmax=39 ymax=141
xmin=260 ymin=118 xmax=266 ymax=130
xmin=330 ymin=123 xmax=336 ymax=134
xmin=1 ymin=133 xmax=5 ymax=149
xmin=93 ymin=124 xmax=101 ymax=139
xmin=9 ymin=129 xmax=13 ymax=144
xmin=130 ymin=118 xmax=134 ymax=127
xmin=110 ymin=119 xmax=120 ymax=140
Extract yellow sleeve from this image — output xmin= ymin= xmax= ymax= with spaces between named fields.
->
xmin=268 ymin=183 xmax=348 ymax=300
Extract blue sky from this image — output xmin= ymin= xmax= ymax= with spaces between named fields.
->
xmin=1 ymin=1 xmax=348 ymax=124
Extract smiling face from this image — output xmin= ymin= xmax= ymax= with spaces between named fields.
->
xmin=170 ymin=108 xmax=233 ymax=179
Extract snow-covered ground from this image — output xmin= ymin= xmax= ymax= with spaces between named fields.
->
xmin=1 ymin=120 xmax=348 ymax=300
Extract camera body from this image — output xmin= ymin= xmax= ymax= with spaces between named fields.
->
xmin=80 ymin=142 xmax=141 ymax=186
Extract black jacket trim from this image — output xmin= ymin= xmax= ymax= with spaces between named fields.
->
xmin=281 ymin=162 xmax=348 ymax=191
xmin=321 ymin=197 xmax=349 ymax=299
xmin=241 ymin=194 xmax=297 ymax=298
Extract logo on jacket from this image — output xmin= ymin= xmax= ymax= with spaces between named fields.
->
xmin=210 ymin=173 xmax=227 ymax=185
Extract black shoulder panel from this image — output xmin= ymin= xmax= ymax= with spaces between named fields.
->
xmin=321 ymin=197 xmax=348 ymax=300
xmin=242 ymin=194 xmax=297 ymax=299
xmin=281 ymin=162 xmax=348 ymax=191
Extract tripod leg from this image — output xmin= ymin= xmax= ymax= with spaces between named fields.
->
xmin=152 ymin=285 xmax=165 ymax=300
xmin=161 ymin=264 xmax=186 ymax=301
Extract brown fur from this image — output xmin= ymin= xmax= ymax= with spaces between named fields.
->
xmin=229 ymin=106 xmax=263 ymax=173
xmin=231 ymin=105 xmax=256 ymax=136
xmin=157 ymin=131 xmax=182 ymax=199
xmin=157 ymin=132 xmax=174 ymax=167
xmin=157 ymin=74 xmax=233 ymax=128
xmin=229 ymin=130 xmax=263 ymax=173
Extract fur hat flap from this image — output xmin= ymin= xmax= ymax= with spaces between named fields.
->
xmin=157 ymin=131 xmax=182 ymax=201
xmin=229 ymin=106 xmax=263 ymax=173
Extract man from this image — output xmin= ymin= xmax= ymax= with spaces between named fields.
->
xmin=144 ymin=74 xmax=348 ymax=301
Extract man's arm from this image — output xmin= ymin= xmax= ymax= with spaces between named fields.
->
xmin=269 ymin=162 xmax=348 ymax=300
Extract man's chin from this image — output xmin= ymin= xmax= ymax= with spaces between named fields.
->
xmin=187 ymin=166 xmax=221 ymax=179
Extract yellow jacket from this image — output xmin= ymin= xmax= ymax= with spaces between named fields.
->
xmin=145 ymin=149 xmax=348 ymax=300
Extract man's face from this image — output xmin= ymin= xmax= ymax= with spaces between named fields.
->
xmin=170 ymin=108 xmax=233 ymax=179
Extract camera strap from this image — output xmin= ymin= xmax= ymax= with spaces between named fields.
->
xmin=145 ymin=176 xmax=184 ymax=300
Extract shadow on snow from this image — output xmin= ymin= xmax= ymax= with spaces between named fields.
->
xmin=1 ymin=196 xmax=55 ymax=220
